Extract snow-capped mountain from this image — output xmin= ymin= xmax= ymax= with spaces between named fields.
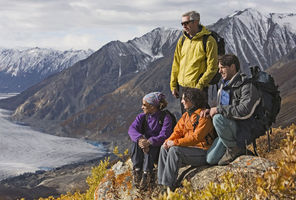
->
xmin=128 ymin=27 xmax=181 ymax=62
xmin=0 ymin=48 xmax=94 ymax=92
xmin=98 ymin=27 xmax=181 ymax=75
xmin=209 ymin=8 xmax=296 ymax=71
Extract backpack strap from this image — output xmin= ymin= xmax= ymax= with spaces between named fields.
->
xmin=250 ymin=65 xmax=261 ymax=77
xmin=202 ymin=34 xmax=210 ymax=54
xmin=192 ymin=114 xmax=200 ymax=131
xmin=180 ymin=35 xmax=185 ymax=46
xmin=158 ymin=110 xmax=167 ymax=126
xmin=203 ymin=34 xmax=221 ymax=88
xmin=141 ymin=114 xmax=148 ymax=135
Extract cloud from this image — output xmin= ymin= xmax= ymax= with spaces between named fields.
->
xmin=0 ymin=0 xmax=295 ymax=50
xmin=38 ymin=33 xmax=99 ymax=50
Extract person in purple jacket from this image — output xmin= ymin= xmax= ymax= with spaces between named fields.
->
xmin=128 ymin=92 xmax=173 ymax=190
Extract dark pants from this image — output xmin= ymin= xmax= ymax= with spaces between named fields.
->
xmin=131 ymin=142 xmax=160 ymax=172
xmin=178 ymin=85 xmax=209 ymax=114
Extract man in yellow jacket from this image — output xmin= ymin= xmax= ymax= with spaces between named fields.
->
xmin=170 ymin=11 xmax=218 ymax=113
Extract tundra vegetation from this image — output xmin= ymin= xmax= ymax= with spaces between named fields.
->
xmin=29 ymin=124 xmax=295 ymax=200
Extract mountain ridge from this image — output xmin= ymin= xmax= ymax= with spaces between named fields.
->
xmin=208 ymin=8 xmax=296 ymax=72
xmin=0 ymin=47 xmax=94 ymax=92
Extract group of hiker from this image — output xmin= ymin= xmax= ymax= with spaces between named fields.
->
xmin=127 ymin=10 xmax=276 ymax=192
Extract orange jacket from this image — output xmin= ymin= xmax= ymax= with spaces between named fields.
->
xmin=166 ymin=108 xmax=215 ymax=150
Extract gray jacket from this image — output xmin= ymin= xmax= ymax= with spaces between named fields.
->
xmin=217 ymin=72 xmax=260 ymax=120
xmin=216 ymin=72 xmax=262 ymax=147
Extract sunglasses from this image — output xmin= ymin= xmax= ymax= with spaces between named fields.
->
xmin=181 ymin=20 xmax=194 ymax=26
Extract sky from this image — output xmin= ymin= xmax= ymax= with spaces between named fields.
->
xmin=0 ymin=0 xmax=295 ymax=51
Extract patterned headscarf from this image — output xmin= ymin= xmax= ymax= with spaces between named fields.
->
xmin=143 ymin=92 xmax=165 ymax=107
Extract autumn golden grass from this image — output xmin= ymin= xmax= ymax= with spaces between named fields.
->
xmin=35 ymin=124 xmax=295 ymax=200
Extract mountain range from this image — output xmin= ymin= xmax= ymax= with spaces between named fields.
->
xmin=0 ymin=48 xmax=93 ymax=92
xmin=0 ymin=8 xmax=296 ymax=151
xmin=209 ymin=9 xmax=296 ymax=71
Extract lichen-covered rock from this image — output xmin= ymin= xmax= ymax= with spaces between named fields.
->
xmin=95 ymin=156 xmax=276 ymax=200
xmin=183 ymin=155 xmax=276 ymax=190
xmin=94 ymin=159 xmax=137 ymax=200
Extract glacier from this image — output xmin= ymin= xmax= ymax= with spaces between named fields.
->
xmin=0 ymin=93 xmax=106 ymax=181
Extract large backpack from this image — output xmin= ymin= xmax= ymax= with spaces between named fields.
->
xmin=250 ymin=66 xmax=281 ymax=154
xmin=203 ymin=31 xmax=225 ymax=56
xmin=180 ymin=30 xmax=225 ymax=85
xmin=141 ymin=110 xmax=177 ymax=135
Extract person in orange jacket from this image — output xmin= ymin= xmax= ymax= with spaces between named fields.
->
xmin=157 ymin=87 xmax=216 ymax=190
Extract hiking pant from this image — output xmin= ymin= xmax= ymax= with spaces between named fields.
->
xmin=157 ymin=145 xmax=207 ymax=188
xmin=206 ymin=114 xmax=237 ymax=164
xmin=206 ymin=137 xmax=226 ymax=165
xmin=131 ymin=142 xmax=160 ymax=172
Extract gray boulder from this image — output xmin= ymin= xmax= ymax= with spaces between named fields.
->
xmin=94 ymin=155 xmax=276 ymax=200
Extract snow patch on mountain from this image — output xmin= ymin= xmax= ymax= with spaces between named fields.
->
xmin=129 ymin=27 xmax=181 ymax=60
xmin=271 ymin=13 xmax=296 ymax=32
xmin=0 ymin=48 xmax=93 ymax=76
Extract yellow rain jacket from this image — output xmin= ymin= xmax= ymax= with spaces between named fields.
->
xmin=170 ymin=25 xmax=218 ymax=91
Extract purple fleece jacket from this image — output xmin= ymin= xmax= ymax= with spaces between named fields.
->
xmin=128 ymin=111 xmax=173 ymax=146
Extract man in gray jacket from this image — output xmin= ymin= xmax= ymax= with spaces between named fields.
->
xmin=202 ymin=54 xmax=261 ymax=166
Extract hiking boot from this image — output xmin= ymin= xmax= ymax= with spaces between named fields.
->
xmin=246 ymin=149 xmax=254 ymax=156
xmin=133 ymin=168 xmax=142 ymax=188
xmin=139 ymin=171 xmax=151 ymax=191
xmin=218 ymin=146 xmax=245 ymax=166
xmin=157 ymin=184 xmax=168 ymax=194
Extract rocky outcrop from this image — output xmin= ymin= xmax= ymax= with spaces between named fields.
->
xmin=94 ymin=159 xmax=135 ymax=200
xmin=183 ymin=155 xmax=276 ymax=190
xmin=94 ymin=155 xmax=276 ymax=200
